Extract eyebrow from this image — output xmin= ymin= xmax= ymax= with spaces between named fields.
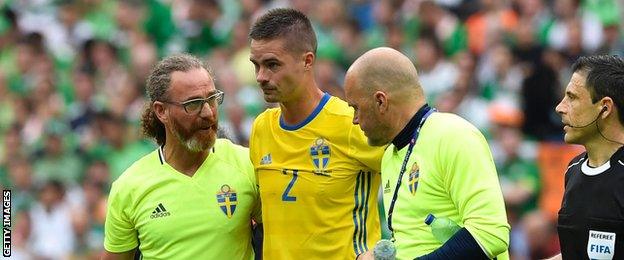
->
xmin=250 ymin=57 xmax=281 ymax=64
xmin=182 ymin=90 xmax=219 ymax=102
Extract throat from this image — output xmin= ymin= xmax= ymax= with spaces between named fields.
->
xmin=280 ymin=91 xmax=325 ymax=126
xmin=162 ymin=144 xmax=210 ymax=177
xmin=586 ymin=144 xmax=622 ymax=168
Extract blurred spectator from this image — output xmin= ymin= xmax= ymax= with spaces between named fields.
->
xmin=7 ymin=156 xmax=36 ymax=213
xmin=32 ymin=121 xmax=84 ymax=186
xmin=547 ymin=0 xmax=604 ymax=58
xmin=477 ymin=43 xmax=524 ymax=105
xmin=28 ymin=180 xmax=83 ymax=259
xmin=521 ymin=59 xmax=563 ymax=141
xmin=88 ymin=112 xmax=154 ymax=181
xmin=465 ymin=0 xmax=518 ymax=55
xmin=414 ymin=29 xmax=459 ymax=103
xmin=488 ymin=103 xmax=541 ymax=259
xmin=418 ymin=0 xmax=468 ymax=57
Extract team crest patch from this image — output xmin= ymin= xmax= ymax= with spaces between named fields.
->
xmin=407 ymin=162 xmax=419 ymax=195
xmin=216 ymin=184 xmax=237 ymax=218
xmin=310 ymin=138 xmax=331 ymax=176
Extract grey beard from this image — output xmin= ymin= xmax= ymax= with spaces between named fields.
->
xmin=173 ymin=127 xmax=212 ymax=152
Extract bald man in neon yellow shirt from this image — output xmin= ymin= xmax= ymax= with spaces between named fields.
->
xmin=345 ymin=47 xmax=510 ymax=260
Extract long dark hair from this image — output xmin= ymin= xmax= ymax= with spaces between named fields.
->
xmin=141 ymin=54 xmax=211 ymax=145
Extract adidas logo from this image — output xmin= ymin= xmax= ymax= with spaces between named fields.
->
xmin=260 ymin=153 xmax=272 ymax=165
xmin=150 ymin=203 xmax=170 ymax=219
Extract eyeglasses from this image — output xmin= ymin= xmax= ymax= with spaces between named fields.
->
xmin=162 ymin=90 xmax=224 ymax=114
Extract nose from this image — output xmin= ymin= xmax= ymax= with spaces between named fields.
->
xmin=199 ymin=102 xmax=216 ymax=119
xmin=555 ymin=100 xmax=565 ymax=115
xmin=256 ymin=67 xmax=269 ymax=84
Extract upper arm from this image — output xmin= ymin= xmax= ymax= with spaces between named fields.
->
xmin=102 ymin=248 xmax=137 ymax=260
xmin=348 ymin=124 xmax=385 ymax=172
xmin=104 ymin=182 xmax=139 ymax=253
xmin=440 ymin=125 xmax=510 ymax=257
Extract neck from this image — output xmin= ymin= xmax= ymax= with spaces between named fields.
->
xmin=585 ymin=124 xmax=624 ymax=167
xmin=280 ymin=81 xmax=324 ymax=125
xmin=390 ymin=101 xmax=426 ymax=141
xmin=162 ymin=137 xmax=210 ymax=177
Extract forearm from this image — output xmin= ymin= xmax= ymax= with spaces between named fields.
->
xmin=416 ymin=228 xmax=489 ymax=260
xmin=102 ymin=248 xmax=137 ymax=260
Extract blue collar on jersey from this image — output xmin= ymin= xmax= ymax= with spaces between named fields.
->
xmin=279 ymin=92 xmax=331 ymax=131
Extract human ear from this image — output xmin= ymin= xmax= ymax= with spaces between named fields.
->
xmin=374 ymin=91 xmax=388 ymax=112
xmin=303 ymin=52 xmax=315 ymax=71
xmin=153 ymin=101 xmax=168 ymax=124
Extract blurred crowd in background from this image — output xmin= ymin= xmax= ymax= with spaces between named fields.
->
xmin=0 ymin=0 xmax=622 ymax=259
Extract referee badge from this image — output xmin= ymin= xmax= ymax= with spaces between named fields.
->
xmin=216 ymin=184 xmax=238 ymax=218
xmin=408 ymin=162 xmax=419 ymax=195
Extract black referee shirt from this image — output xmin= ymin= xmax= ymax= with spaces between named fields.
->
xmin=558 ymin=147 xmax=624 ymax=259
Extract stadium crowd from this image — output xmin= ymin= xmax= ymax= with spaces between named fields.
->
xmin=0 ymin=0 xmax=622 ymax=259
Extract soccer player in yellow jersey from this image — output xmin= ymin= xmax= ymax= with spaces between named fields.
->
xmin=103 ymin=54 xmax=261 ymax=259
xmin=248 ymin=8 xmax=384 ymax=259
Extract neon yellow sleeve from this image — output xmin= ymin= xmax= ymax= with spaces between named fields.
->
xmin=439 ymin=122 xmax=510 ymax=258
xmin=104 ymin=180 xmax=138 ymax=253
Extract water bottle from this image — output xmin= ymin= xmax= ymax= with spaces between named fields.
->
xmin=373 ymin=239 xmax=396 ymax=260
xmin=424 ymin=214 xmax=462 ymax=244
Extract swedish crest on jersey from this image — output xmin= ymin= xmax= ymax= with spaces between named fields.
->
xmin=216 ymin=184 xmax=237 ymax=218
xmin=408 ymin=162 xmax=419 ymax=195
xmin=310 ymin=138 xmax=331 ymax=176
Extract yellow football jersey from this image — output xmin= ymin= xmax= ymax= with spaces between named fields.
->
xmin=250 ymin=93 xmax=384 ymax=259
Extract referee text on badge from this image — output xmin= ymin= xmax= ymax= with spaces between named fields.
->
xmin=3 ymin=190 xmax=10 ymax=257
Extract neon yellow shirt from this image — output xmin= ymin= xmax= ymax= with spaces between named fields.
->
xmin=381 ymin=113 xmax=510 ymax=259
xmin=104 ymin=139 xmax=261 ymax=259
xmin=249 ymin=93 xmax=384 ymax=259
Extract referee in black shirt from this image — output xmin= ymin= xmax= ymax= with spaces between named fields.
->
xmin=549 ymin=55 xmax=624 ymax=260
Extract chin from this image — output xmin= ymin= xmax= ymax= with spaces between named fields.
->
xmin=262 ymin=92 xmax=282 ymax=103
xmin=367 ymin=137 xmax=389 ymax=147
xmin=185 ymin=135 xmax=216 ymax=152
xmin=563 ymin=135 xmax=581 ymax=145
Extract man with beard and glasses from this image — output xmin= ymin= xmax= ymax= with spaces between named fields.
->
xmin=248 ymin=8 xmax=384 ymax=259
xmin=103 ymin=54 xmax=261 ymax=260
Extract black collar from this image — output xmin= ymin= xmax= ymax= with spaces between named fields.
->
xmin=391 ymin=104 xmax=430 ymax=150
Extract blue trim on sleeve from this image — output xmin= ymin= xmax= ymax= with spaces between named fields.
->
xmin=352 ymin=171 xmax=362 ymax=255
xmin=279 ymin=92 xmax=330 ymax=131
xmin=416 ymin=228 xmax=490 ymax=260
xmin=357 ymin=171 xmax=366 ymax=253
xmin=362 ymin=171 xmax=371 ymax=251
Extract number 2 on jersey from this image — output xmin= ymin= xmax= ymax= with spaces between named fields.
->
xmin=282 ymin=169 xmax=298 ymax=201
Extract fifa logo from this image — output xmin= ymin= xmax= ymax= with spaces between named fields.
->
xmin=310 ymin=138 xmax=331 ymax=176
